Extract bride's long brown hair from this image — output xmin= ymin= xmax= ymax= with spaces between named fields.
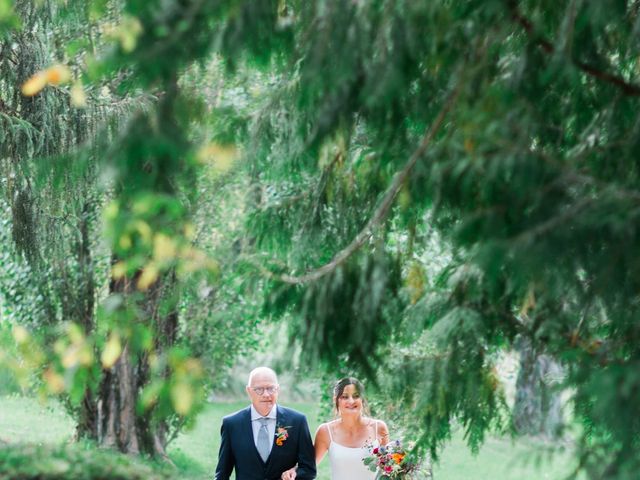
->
xmin=333 ymin=377 xmax=371 ymax=417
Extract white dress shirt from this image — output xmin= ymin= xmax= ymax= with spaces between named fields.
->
xmin=250 ymin=404 xmax=277 ymax=456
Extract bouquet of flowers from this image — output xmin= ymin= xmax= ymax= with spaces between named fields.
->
xmin=363 ymin=440 xmax=424 ymax=479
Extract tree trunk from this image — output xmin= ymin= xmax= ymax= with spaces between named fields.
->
xmin=75 ymin=200 xmax=98 ymax=440
xmin=93 ymin=72 xmax=183 ymax=456
xmin=92 ymin=265 xmax=178 ymax=455
xmin=513 ymin=336 xmax=564 ymax=438
xmin=100 ymin=343 xmax=141 ymax=453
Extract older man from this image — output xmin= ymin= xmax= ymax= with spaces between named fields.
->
xmin=215 ymin=367 xmax=316 ymax=480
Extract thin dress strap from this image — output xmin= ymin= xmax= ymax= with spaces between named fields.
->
xmin=327 ymin=423 xmax=334 ymax=442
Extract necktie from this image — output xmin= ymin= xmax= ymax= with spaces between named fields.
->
xmin=257 ymin=417 xmax=270 ymax=462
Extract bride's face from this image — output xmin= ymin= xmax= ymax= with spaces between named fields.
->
xmin=336 ymin=384 xmax=363 ymax=416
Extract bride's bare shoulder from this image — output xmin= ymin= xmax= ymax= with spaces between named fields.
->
xmin=315 ymin=421 xmax=333 ymax=435
xmin=314 ymin=422 xmax=333 ymax=444
xmin=367 ymin=418 xmax=389 ymax=437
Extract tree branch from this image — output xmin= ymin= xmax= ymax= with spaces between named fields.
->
xmin=528 ymin=147 xmax=640 ymax=203
xmin=277 ymin=86 xmax=461 ymax=285
xmin=509 ymin=2 xmax=640 ymax=96
xmin=511 ymin=194 xmax=596 ymax=244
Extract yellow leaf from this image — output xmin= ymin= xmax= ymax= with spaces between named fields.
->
xmin=177 ymin=247 xmax=218 ymax=275
xmin=104 ymin=201 xmax=119 ymax=220
xmin=12 ymin=325 xmax=29 ymax=344
xmin=101 ymin=333 xmax=122 ymax=368
xmin=119 ymin=15 xmax=143 ymax=52
xmin=406 ymin=262 xmax=425 ymax=304
xmin=137 ymin=263 xmax=159 ymax=290
xmin=148 ymin=352 xmax=159 ymax=369
xmin=183 ymin=358 xmax=203 ymax=376
xmin=141 ymin=381 xmax=163 ymax=409
xmin=134 ymin=220 xmax=152 ymax=244
xmin=196 ymin=143 xmax=238 ymax=173
xmin=45 ymin=64 xmax=71 ymax=85
xmin=153 ymin=233 xmax=177 ymax=262
xmin=67 ymin=323 xmax=84 ymax=344
xmin=398 ymin=184 xmax=411 ymax=210
xmin=70 ymin=81 xmax=87 ymax=108
xmin=78 ymin=345 xmax=94 ymax=366
xmin=111 ymin=261 xmax=127 ymax=280
xmin=53 ymin=339 xmax=66 ymax=355
xmin=21 ymin=72 xmax=48 ymax=97
xmin=118 ymin=234 xmax=132 ymax=250
xmin=183 ymin=223 xmax=196 ymax=240
xmin=132 ymin=196 xmax=153 ymax=214
xmin=170 ymin=382 xmax=194 ymax=415
xmin=119 ymin=33 xmax=134 ymax=52
xmin=104 ymin=15 xmax=143 ymax=53
xmin=62 ymin=346 xmax=79 ymax=368
xmin=43 ymin=368 xmax=65 ymax=394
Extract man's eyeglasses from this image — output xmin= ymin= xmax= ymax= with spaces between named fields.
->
xmin=250 ymin=386 xmax=279 ymax=395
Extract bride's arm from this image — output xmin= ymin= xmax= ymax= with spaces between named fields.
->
xmin=377 ymin=420 xmax=390 ymax=446
xmin=314 ymin=423 xmax=331 ymax=464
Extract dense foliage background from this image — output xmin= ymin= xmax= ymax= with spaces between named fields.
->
xmin=1 ymin=1 xmax=639 ymax=479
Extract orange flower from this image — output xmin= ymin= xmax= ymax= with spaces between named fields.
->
xmin=275 ymin=425 xmax=290 ymax=446
xmin=391 ymin=453 xmax=405 ymax=464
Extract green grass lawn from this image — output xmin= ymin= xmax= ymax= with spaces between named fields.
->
xmin=432 ymin=432 xmax=581 ymax=480
xmin=0 ymin=395 xmax=579 ymax=480
xmin=0 ymin=395 xmax=74 ymax=444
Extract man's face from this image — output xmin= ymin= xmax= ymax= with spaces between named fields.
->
xmin=246 ymin=370 xmax=279 ymax=416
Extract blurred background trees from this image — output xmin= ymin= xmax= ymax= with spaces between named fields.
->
xmin=0 ymin=1 xmax=639 ymax=479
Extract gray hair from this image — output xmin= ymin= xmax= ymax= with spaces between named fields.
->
xmin=247 ymin=366 xmax=278 ymax=386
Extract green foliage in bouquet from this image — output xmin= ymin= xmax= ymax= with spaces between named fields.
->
xmin=363 ymin=440 xmax=424 ymax=480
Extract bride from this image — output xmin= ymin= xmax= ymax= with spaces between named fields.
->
xmin=281 ymin=377 xmax=389 ymax=480
xmin=315 ymin=377 xmax=389 ymax=479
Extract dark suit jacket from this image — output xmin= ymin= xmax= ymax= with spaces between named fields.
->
xmin=215 ymin=405 xmax=316 ymax=480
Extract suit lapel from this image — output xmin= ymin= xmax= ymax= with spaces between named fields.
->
xmin=266 ymin=405 xmax=287 ymax=468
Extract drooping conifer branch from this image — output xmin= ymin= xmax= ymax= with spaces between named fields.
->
xmin=277 ymin=86 xmax=461 ymax=285
xmin=509 ymin=2 xmax=640 ymax=96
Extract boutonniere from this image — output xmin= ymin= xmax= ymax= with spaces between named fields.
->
xmin=275 ymin=424 xmax=292 ymax=446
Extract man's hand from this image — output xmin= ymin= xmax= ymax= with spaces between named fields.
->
xmin=281 ymin=466 xmax=297 ymax=480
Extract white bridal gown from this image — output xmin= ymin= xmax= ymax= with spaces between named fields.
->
xmin=327 ymin=421 xmax=380 ymax=480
